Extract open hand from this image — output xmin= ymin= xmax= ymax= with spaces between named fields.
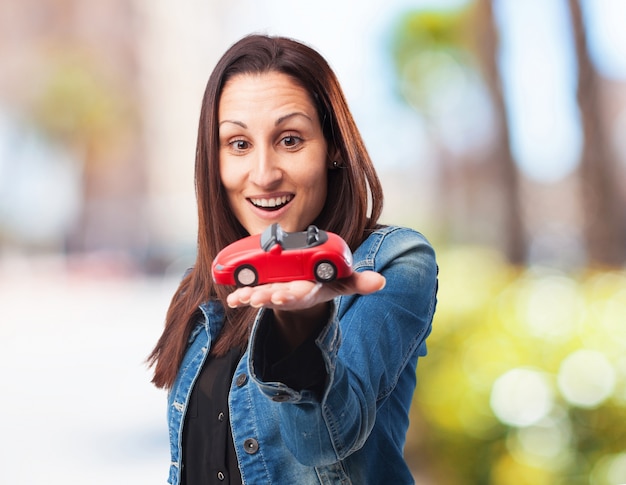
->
xmin=226 ymin=271 xmax=386 ymax=312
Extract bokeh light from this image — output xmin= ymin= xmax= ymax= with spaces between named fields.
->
xmin=506 ymin=414 xmax=573 ymax=469
xmin=518 ymin=273 xmax=583 ymax=341
xmin=590 ymin=452 xmax=626 ymax=485
xmin=557 ymin=349 xmax=616 ymax=408
xmin=490 ymin=368 xmax=554 ymax=427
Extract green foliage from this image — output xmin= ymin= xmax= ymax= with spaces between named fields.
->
xmin=409 ymin=246 xmax=626 ymax=484
xmin=390 ymin=5 xmax=477 ymax=114
xmin=392 ymin=7 xmax=471 ymax=67
xmin=29 ymin=51 xmax=134 ymax=156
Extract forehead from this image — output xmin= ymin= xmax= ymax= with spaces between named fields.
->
xmin=218 ymin=71 xmax=317 ymax=118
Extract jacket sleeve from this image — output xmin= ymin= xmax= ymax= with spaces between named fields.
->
xmin=247 ymin=227 xmax=438 ymax=466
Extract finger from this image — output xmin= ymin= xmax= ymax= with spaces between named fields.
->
xmin=267 ymin=282 xmax=319 ymax=308
xmin=248 ymin=287 xmax=276 ymax=308
xmin=270 ymin=291 xmax=296 ymax=306
xmin=325 ymin=271 xmax=385 ymax=296
xmin=226 ymin=286 xmax=254 ymax=308
xmin=354 ymin=271 xmax=386 ymax=294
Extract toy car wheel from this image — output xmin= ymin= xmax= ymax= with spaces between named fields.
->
xmin=314 ymin=260 xmax=336 ymax=282
xmin=235 ymin=265 xmax=258 ymax=287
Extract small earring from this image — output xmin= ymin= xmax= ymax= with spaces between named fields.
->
xmin=332 ymin=161 xmax=341 ymax=169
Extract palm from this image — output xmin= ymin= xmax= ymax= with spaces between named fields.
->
xmin=226 ymin=271 xmax=385 ymax=311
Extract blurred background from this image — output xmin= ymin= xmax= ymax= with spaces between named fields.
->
xmin=1 ymin=0 xmax=625 ymax=483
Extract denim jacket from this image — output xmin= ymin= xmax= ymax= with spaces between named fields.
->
xmin=166 ymin=226 xmax=438 ymax=484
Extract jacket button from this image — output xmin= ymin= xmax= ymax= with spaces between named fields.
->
xmin=243 ymin=438 xmax=259 ymax=454
xmin=236 ymin=373 xmax=248 ymax=387
xmin=217 ymin=412 xmax=225 ymax=422
xmin=217 ymin=471 xmax=225 ymax=481
xmin=271 ymin=393 xmax=290 ymax=402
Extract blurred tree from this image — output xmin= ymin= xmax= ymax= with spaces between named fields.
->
xmin=391 ymin=1 xmax=527 ymax=264
xmin=471 ymin=0 xmax=525 ymax=265
xmin=29 ymin=51 xmax=141 ymax=253
xmin=32 ymin=55 xmax=130 ymax=156
xmin=407 ymin=248 xmax=626 ymax=484
xmin=567 ymin=0 xmax=626 ymax=267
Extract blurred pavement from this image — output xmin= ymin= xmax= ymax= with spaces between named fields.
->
xmin=0 ymin=255 xmax=174 ymax=484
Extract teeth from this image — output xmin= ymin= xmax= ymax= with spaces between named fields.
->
xmin=250 ymin=195 xmax=292 ymax=209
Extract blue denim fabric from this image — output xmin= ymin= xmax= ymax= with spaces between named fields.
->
xmin=166 ymin=226 xmax=438 ymax=484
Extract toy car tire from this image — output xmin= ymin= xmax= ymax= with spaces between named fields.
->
xmin=235 ymin=265 xmax=258 ymax=287
xmin=314 ymin=260 xmax=337 ymax=282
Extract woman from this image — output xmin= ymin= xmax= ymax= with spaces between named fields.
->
xmin=149 ymin=34 xmax=438 ymax=485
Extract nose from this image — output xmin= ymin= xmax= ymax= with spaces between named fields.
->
xmin=249 ymin=146 xmax=282 ymax=188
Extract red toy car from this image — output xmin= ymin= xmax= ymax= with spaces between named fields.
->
xmin=212 ymin=223 xmax=353 ymax=287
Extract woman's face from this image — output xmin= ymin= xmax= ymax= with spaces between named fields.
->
xmin=218 ymin=71 xmax=330 ymax=235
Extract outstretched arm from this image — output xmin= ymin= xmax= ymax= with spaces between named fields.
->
xmin=226 ymin=271 xmax=386 ymax=354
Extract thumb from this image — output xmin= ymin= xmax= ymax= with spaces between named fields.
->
xmin=354 ymin=271 xmax=386 ymax=295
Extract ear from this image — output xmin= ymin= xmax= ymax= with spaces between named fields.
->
xmin=327 ymin=147 xmax=342 ymax=169
xmin=328 ymin=146 xmax=341 ymax=162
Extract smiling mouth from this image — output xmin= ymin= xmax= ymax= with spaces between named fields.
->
xmin=249 ymin=194 xmax=293 ymax=211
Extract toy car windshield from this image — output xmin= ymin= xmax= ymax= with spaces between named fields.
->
xmin=260 ymin=223 xmax=328 ymax=252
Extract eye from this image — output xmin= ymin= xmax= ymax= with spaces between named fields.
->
xmin=281 ymin=135 xmax=303 ymax=149
xmin=229 ymin=139 xmax=250 ymax=151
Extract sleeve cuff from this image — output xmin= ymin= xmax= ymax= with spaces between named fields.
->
xmin=249 ymin=300 xmax=340 ymax=401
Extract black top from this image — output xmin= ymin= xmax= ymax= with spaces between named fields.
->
xmin=182 ymin=346 xmax=244 ymax=485
xmin=181 ymin=314 xmax=327 ymax=485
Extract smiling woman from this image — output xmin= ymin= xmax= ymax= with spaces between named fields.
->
xmin=148 ymin=34 xmax=438 ymax=485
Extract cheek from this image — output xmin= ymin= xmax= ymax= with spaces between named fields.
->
xmin=301 ymin=166 xmax=328 ymax=204
xmin=296 ymin=152 xmax=328 ymax=188
xmin=219 ymin=160 xmax=242 ymax=192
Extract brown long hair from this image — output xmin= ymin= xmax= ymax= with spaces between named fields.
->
xmin=148 ymin=34 xmax=384 ymax=389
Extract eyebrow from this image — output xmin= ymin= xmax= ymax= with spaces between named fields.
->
xmin=219 ymin=120 xmax=247 ymax=128
xmin=275 ymin=112 xmax=313 ymax=126
xmin=218 ymin=112 xmax=313 ymax=129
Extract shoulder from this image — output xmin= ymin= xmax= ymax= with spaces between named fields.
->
xmin=362 ymin=225 xmax=432 ymax=246
xmin=354 ymin=225 xmax=436 ymax=271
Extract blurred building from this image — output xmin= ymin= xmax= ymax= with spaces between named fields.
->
xmin=1 ymin=1 xmax=327 ymax=273
xmin=134 ymin=0 xmax=227 ymax=269
xmin=0 ymin=1 xmax=234 ymax=271
xmin=0 ymin=0 xmax=145 ymax=260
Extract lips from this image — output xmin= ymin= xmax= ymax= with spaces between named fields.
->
xmin=248 ymin=194 xmax=293 ymax=211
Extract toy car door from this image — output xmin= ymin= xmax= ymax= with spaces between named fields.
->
xmin=265 ymin=239 xmax=304 ymax=281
